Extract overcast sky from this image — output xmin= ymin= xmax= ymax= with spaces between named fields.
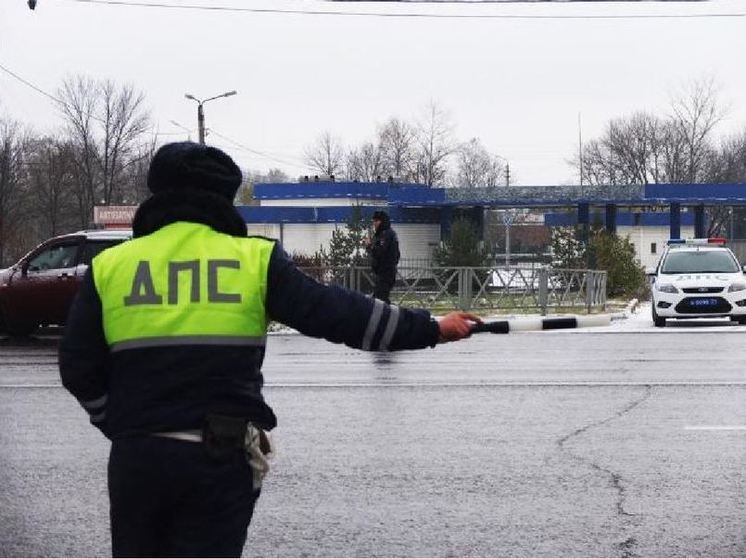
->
xmin=1 ymin=0 xmax=745 ymax=186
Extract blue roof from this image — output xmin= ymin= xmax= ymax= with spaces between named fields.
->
xmin=544 ymin=211 xmax=697 ymax=227
xmin=255 ymin=182 xmax=421 ymax=200
xmin=237 ymin=205 xmax=440 ymax=224
xmin=256 ymin=182 xmax=746 ymax=207
xmin=389 ymin=187 xmax=447 ymax=205
xmin=644 ymin=183 xmax=746 ymax=202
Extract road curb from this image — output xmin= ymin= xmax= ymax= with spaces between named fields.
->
xmin=611 ymin=298 xmax=639 ymax=321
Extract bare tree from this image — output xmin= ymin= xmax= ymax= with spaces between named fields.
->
xmin=58 ymin=76 xmax=98 ymax=227
xmin=304 ymin=131 xmax=345 ymax=177
xmin=579 ymin=112 xmax=669 ymax=186
xmin=576 ymin=80 xmax=730 ymax=236
xmin=669 ymin=76 xmax=725 ymax=183
xmin=377 ymin=117 xmax=415 ymax=180
xmin=58 ymin=75 xmax=151 ymax=227
xmin=707 ymin=131 xmax=746 ymax=183
xmin=414 ymin=101 xmax=454 ymax=186
xmin=98 ymin=80 xmax=150 ymax=204
xmin=577 ymin=79 xmax=725 ymax=189
xmin=0 ymin=119 xmax=35 ymax=265
xmin=25 ymin=137 xmax=79 ymax=238
xmin=118 ymin=135 xmax=158 ymax=204
xmin=454 ymin=138 xmax=505 ymax=188
xmin=669 ymin=78 xmax=727 ymax=234
xmin=346 ymin=142 xmax=385 ymax=182
xmin=578 ymin=111 xmax=708 ymax=186
xmin=700 ymin=130 xmax=746 ymax=236
xmin=266 ymin=168 xmax=289 ymax=183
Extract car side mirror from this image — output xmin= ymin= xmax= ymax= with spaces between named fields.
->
xmin=645 ymin=267 xmax=656 ymax=277
xmin=20 ymin=260 xmax=30 ymax=276
xmin=742 ymin=265 xmax=746 ymax=274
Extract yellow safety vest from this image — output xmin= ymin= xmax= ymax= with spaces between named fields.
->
xmin=92 ymin=222 xmax=274 ymax=352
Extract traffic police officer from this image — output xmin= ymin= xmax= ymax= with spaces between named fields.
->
xmin=365 ymin=210 xmax=400 ymax=304
xmin=59 ymin=142 xmax=478 ymax=558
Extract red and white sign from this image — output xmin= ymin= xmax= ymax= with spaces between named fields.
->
xmin=93 ymin=205 xmax=137 ymax=228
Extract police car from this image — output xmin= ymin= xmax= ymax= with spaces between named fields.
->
xmin=650 ymin=238 xmax=746 ymax=327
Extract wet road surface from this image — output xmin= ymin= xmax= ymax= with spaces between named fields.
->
xmin=1 ymin=309 xmax=744 ymax=557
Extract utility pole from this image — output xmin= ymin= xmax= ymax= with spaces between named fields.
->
xmin=184 ymin=90 xmax=237 ymax=145
xmin=578 ymin=112 xmax=584 ymax=187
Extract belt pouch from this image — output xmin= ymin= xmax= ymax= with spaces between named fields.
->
xmin=203 ymin=414 xmax=247 ymax=461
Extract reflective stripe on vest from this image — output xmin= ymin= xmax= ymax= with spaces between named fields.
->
xmin=92 ymin=222 xmax=274 ymax=351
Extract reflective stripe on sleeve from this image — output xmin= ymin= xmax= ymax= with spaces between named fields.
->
xmin=378 ymin=305 xmax=400 ymax=351
xmin=362 ymin=299 xmax=385 ymax=351
xmin=81 ymin=394 xmax=107 ymax=410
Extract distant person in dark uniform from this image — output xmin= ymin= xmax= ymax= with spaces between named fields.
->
xmin=365 ymin=210 xmax=400 ymax=304
xmin=58 ymin=142 xmax=479 ymax=558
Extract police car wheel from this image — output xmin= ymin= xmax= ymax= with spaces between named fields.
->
xmin=652 ymin=305 xmax=666 ymax=328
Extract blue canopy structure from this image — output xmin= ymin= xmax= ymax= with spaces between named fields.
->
xmin=247 ymin=181 xmax=746 ymax=239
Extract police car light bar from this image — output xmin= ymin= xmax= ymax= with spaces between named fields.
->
xmin=666 ymin=238 xmax=727 ymax=246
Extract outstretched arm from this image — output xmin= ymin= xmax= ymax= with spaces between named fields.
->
xmin=265 ymin=243 xmax=477 ymax=350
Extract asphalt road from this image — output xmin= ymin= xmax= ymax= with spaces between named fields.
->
xmin=0 ymin=306 xmax=744 ymax=557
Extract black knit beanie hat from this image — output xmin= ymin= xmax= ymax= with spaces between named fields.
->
xmin=147 ymin=142 xmax=242 ymax=201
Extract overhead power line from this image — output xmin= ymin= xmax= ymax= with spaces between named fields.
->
xmin=0 ymin=61 xmax=120 ymax=126
xmin=208 ymin=130 xmax=306 ymax=169
xmin=60 ymin=0 xmax=746 ymax=19
xmin=0 ymin=63 xmax=301 ymax=168
xmin=0 ymin=62 xmax=63 ymax=105
xmin=322 ymin=0 xmax=709 ymax=2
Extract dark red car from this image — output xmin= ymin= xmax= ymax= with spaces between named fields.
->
xmin=0 ymin=230 xmax=131 ymax=336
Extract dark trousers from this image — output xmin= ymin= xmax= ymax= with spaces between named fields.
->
xmin=373 ymin=270 xmax=396 ymax=304
xmin=108 ymin=437 xmax=260 ymax=558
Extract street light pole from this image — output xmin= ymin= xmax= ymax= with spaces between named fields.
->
xmin=196 ymin=103 xmax=205 ymax=144
xmin=184 ymin=90 xmax=237 ymax=145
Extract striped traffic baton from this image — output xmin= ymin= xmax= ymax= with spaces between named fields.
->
xmin=471 ymin=314 xmax=611 ymax=334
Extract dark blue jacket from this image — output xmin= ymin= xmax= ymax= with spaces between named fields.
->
xmin=59 ymin=192 xmax=439 ymax=439
xmin=367 ymin=217 xmax=400 ymax=275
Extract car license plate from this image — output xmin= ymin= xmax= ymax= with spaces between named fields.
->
xmin=690 ymin=298 xmax=718 ymax=307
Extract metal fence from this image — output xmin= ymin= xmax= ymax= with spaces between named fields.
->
xmin=298 ymin=264 xmax=607 ymax=314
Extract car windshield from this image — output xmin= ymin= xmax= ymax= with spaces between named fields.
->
xmin=27 ymin=244 xmax=79 ymax=272
xmin=660 ymin=250 xmax=740 ymax=274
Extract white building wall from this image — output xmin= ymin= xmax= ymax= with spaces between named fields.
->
xmin=396 ymin=224 xmax=441 ymax=262
xmin=249 ymin=219 xmax=687 ymax=270
xmin=251 ymin=222 xmax=441 ymax=261
xmin=245 ymin=223 xmax=281 ymax=239
xmin=619 ymin=225 xmax=695 ymax=270
xmin=282 ymin=224 xmax=338 ymax=256
xmin=260 ymin=198 xmax=381 ymax=207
